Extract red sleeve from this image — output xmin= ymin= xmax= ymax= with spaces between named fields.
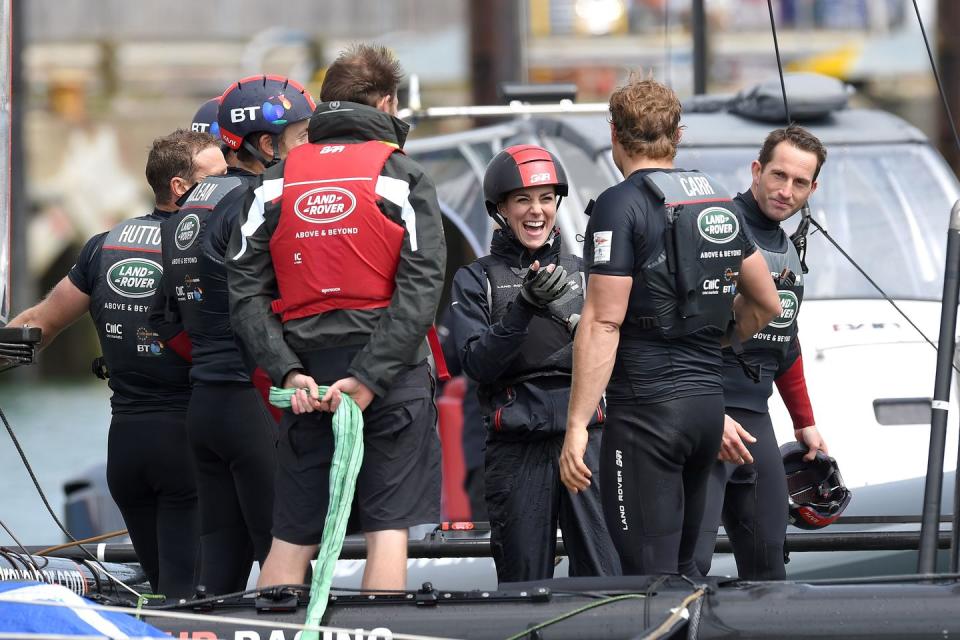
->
xmin=774 ymin=353 xmax=815 ymax=429
xmin=165 ymin=331 xmax=192 ymax=363
xmin=252 ymin=367 xmax=282 ymax=423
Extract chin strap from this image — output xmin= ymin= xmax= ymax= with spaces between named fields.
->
xmin=487 ymin=195 xmax=564 ymax=234
xmin=240 ymin=134 xmax=280 ymax=169
xmin=489 ymin=209 xmax=509 ymax=231
xmin=726 ymin=320 xmax=761 ymax=383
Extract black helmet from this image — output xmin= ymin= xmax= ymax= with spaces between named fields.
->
xmin=781 ymin=442 xmax=851 ymax=530
xmin=217 ymin=75 xmax=316 ymax=162
xmin=482 ymin=145 xmax=568 ymax=228
xmin=191 ymin=97 xmax=221 ymax=138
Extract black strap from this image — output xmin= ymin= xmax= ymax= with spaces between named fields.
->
xmin=775 ymin=268 xmax=797 ymax=288
xmin=91 ymin=356 xmax=110 ymax=380
xmin=629 ymin=315 xmax=660 ymax=330
xmin=726 ymin=322 xmax=761 ymax=383
xmin=241 ymin=135 xmax=280 ymax=169
xmin=789 ymin=204 xmax=811 ymax=275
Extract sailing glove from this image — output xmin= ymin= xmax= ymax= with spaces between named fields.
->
xmin=520 ymin=264 xmax=570 ymax=308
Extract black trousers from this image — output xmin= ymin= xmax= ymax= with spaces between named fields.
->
xmin=600 ymin=394 xmax=724 ymax=576
xmin=693 ymin=406 xmax=789 ymax=579
xmin=106 ymin=411 xmax=198 ymax=599
xmin=187 ymin=384 xmax=277 ymax=594
xmin=486 ymin=428 xmax=621 ymax=584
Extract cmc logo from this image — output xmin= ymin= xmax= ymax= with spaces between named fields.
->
xmin=697 ymin=207 xmax=740 ymax=244
xmin=702 ymin=278 xmax=720 ymax=292
xmin=107 ymin=258 xmax=162 ymax=298
xmin=769 ymin=290 xmax=799 ymax=329
xmin=294 ymin=187 xmax=356 ymax=224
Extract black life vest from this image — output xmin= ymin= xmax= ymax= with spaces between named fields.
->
xmin=477 ymin=251 xmax=583 ymax=385
xmin=91 ymin=217 xmax=189 ymax=392
xmin=626 ymin=170 xmax=746 ymax=339
xmin=746 ymin=237 xmax=804 ymax=358
xmin=161 ymin=175 xmax=244 ymax=332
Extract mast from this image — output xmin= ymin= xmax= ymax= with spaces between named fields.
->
xmin=692 ymin=0 xmax=708 ymax=94
xmin=8 ymin=0 xmax=27 ymax=322
xmin=469 ymin=0 xmax=523 ymax=108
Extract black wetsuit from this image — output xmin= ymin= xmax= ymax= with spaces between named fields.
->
xmin=154 ymin=168 xmax=276 ymax=594
xmin=69 ymin=210 xmax=197 ymax=598
xmin=451 ymin=230 xmax=620 ymax=583
xmin=583 ymin=169 xmax=756 ymax=575
xmin=693 ymin=189 xmax=808 ymax=580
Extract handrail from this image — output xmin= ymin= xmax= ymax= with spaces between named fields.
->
xmin=22 ymin=523 xmax=954 ymax=563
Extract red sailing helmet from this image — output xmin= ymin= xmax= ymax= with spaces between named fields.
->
xmin=482 ymin=144 xmax=569 ymax=217
xmin=781 ymin=442 xmax=852 ymax=530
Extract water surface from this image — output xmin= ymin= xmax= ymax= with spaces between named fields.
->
xmin=0 ymin=381 xmax=111 ymax=546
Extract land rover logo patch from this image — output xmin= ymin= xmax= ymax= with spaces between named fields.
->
xmin=294 ymin=187 xmax=357 ymax=224
xmin=768 ymin=290 xmax=799 ymax=329
xmin=107 ymin=258 xmax=162 ymax=298
xmin=697 ymin=207 xmax=739 ymax=244
xmin=175 ymin=214 xmax=200 ymax=250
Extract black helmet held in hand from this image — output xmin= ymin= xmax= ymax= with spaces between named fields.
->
xmin=781 ymin=442 xmax=851 ymax=530
xmin=483 ymin=144 xmax=568 ymax=228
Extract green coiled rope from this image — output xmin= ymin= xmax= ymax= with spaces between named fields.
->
xmin=268 ymin=386 xmax=364 ymax=640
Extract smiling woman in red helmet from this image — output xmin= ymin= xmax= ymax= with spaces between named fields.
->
xmin=448 ymin=144 xmax=621 ymax=583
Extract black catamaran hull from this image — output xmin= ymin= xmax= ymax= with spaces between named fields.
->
xmin=142 ymin=576 xmax=960 ymax=640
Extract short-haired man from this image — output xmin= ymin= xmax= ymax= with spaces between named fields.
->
xmin=5 ymin=130 xmax=227 ymax=598
xmin=559 ymin=76 xmax=781 ymax=575
xmin=228 ymin=44 xmax=446 ymax=591
xmin=153 ymin=76 xmax=315 ymax=595
xmin=693 ymin=125 xmax=829 ymax=580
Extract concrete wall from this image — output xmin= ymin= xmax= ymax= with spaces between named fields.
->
xmin=24 ymin=0 xmax=465 ymax=42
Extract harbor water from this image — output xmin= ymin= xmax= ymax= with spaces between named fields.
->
xmin=0 ymin=381 xmax=111 ymax=546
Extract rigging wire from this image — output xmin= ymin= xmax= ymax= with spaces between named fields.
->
xmin=638 ymin=587 xmax=707 ymax=640
xmin=36 ymin=529 xmax=129 ymax=557
xmin=502 ymin=593 xmax=646 ymax=640
xmin=913 ymin=0 xmax=960 ymax=157
xmin=765 ymin=0 xmax=791 ymax=123
xmin=808 ymin=217 xmax=950 ymax=362
xmin=663 ymin=0 xmax=672 ymax=88
xmin=764 ymin=0 xmax=960 ymax=375
xmin=0 ymin=521 xmax=42 ymax=572
xmin=0 ymin=401 xmax=141 ymax=599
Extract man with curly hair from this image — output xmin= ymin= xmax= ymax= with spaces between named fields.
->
xmin=559 ymin=75 xmax=781 ymax=575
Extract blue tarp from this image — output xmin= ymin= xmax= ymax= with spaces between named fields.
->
xmin=0 ymin=581 xmax=167 ymax=638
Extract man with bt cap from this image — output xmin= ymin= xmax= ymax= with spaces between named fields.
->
xmin=151 ymin=76 xmax=315 ymax=594
xmin=191 ymin=96 xmax=236 ymax=167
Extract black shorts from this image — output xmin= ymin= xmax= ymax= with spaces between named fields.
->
xmin=272 ymin=361 xmax=441 ymax=545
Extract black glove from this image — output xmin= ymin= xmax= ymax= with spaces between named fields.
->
xmin=520 ymin=264 xmax=570 ymax=308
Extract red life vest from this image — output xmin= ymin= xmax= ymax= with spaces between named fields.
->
xmin=270 ymin=140 xmax=405 ymax=322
